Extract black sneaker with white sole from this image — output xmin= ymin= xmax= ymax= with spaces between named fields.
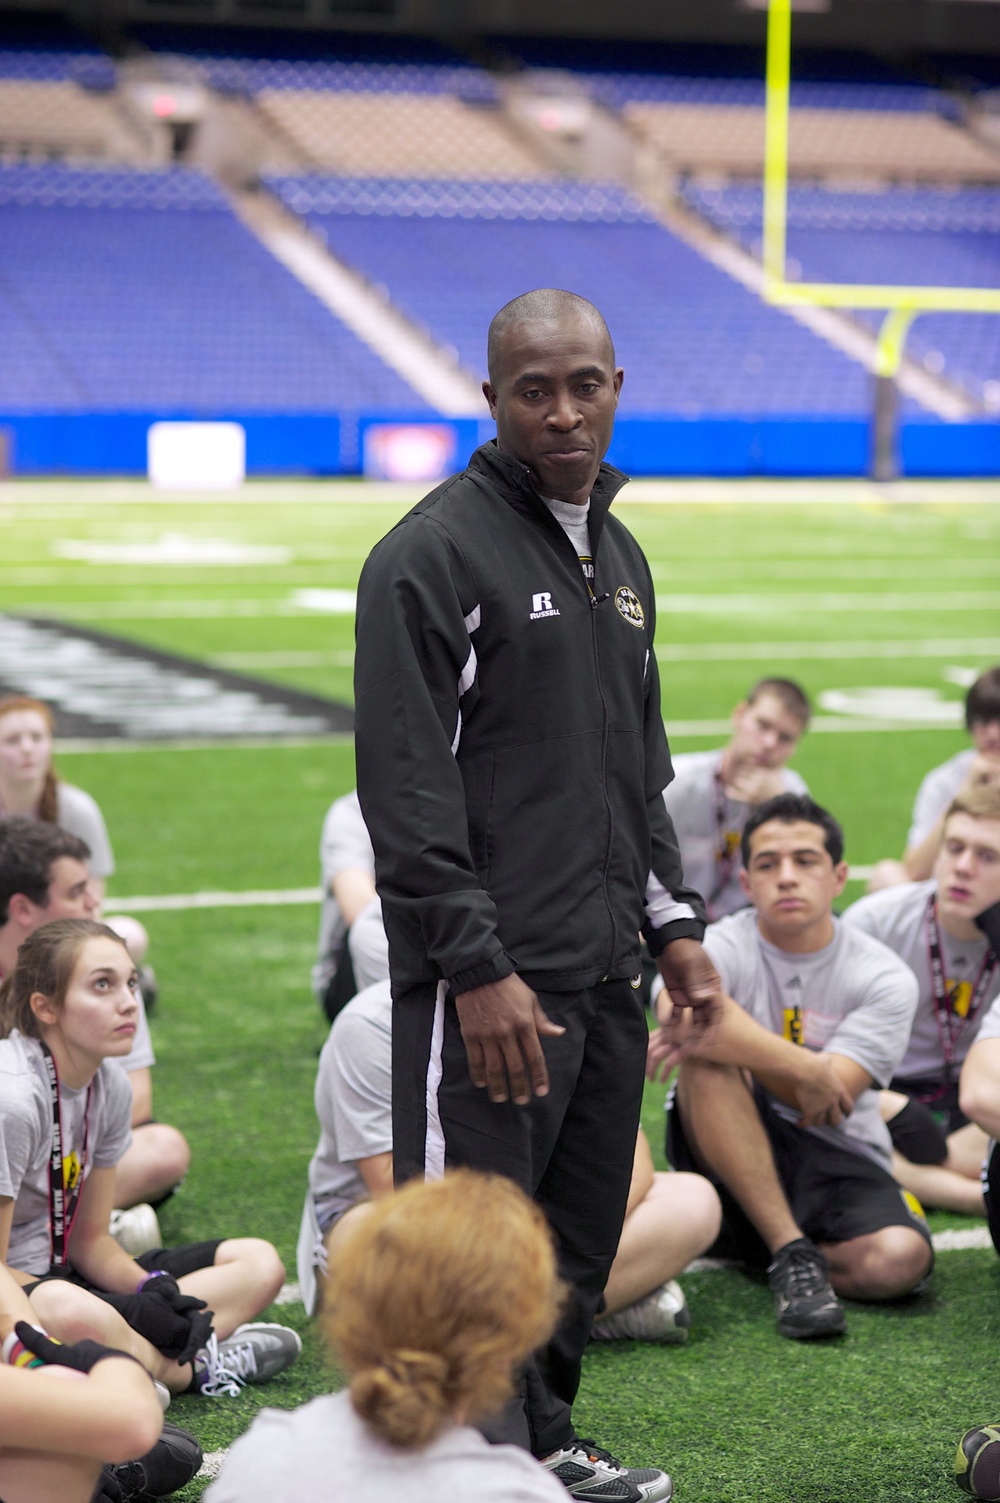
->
xmin=541 ymin=1439 xmax=673 ymax=1501
xmin=767 ymin=1236 xmax=846 ymax=1340
xmin=101 ymin=1421 xmax=203 ymax=1500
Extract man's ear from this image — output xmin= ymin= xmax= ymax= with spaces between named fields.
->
xmin=6 ymin=893 xmax=39 ymax=931
xmin=738 ymin=866 xmax=753 ymax=897
xmin=30 ymin=990 xmax=58 ymax=1029
xmin=482 ymin=380 xmax=498 ymax=419
xmin=831 ymin=860 xmax=850 ymax=899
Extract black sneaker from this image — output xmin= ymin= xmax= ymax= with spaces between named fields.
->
xmin=767 ymin=1237 xmax=846 ymax=1340
xmin=541 ymin=1438 xmax=673 ymax=1500
xmin=104 ymin=1421 xmax=203 ymax=1499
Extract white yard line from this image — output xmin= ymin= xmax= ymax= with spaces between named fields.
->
xmin=197 ymin=1450 xmax=229 ymax=1480
xmin=275 ymin=1281 xmax=302 ymax=1306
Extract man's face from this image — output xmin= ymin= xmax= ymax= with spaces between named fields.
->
xmin=34 ymin=857 xmax=98 ymax=928
xmin=934 ymin=812 xmax=1000 ymax=928
xmin=741 ymin=819 xmax=847 ymax=938
xmin=730 ymin=693 xmax=804 ymax=770
xmin=482 ymin=313 xmax=624 ymax=505
xmin=971 ymin=717 xmax=1000 ymax=759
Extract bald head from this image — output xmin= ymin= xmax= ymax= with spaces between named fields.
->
xmin=487 ymin=289 xmax=615 ymax=387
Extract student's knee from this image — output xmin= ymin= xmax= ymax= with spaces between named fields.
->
xmin=662 ymin=1171 xmax=723 ymax=1246
xmin=833 ymin=1227 xmax=932 ymax=1300
xmin=215 ymin=1237 xmax=286 ymax=1302
xmin=150 ymin=1123 xmax=191 ymax=1184
xmin=28 ymin=1282 xmax=118 ymax=1344
xmin=676 ymin=1057 xmax=746 ymax=1116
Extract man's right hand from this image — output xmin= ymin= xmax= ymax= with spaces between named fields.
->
xmin=455 ymin=975 xmax=565 ymax=1106
xmin=794 ymin=1054 xmax=855 ymax=1128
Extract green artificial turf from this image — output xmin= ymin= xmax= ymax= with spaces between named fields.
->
xmin=2 ymin=478 xmax=1000 ymax=1500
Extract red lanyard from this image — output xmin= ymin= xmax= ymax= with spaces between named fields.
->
xmin=39 ymin=1042 xmax=92 ymax=1270
xmin=925 ymin=896 xmax=998 ymax=1082
xmin=707 ymin=767 xmax=737 ymax=921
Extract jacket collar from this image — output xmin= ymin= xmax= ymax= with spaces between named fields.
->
xmin=467 ymin=439 xmax=630 ymax=551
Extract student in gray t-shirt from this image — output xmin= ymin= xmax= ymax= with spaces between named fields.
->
xmin=843 ymin=786 xmax=1000 ymax=1218
xmin=312 ymin=790 xmax=378 ymax=1020
xmin=662 ymin=678 xmax=810 ymax=922
xmin=651 ymin=792 xmax=930 ymax=1343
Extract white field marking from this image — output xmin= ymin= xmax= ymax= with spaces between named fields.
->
xmin=682 ymin=1226 xmax=991 ymax=1272
xmin=107 ymin=872 xmax=881 ymax=911
xmin=51 ymin=534 xmax=292 ymax=566
xmin=106 ymin=886 xmax=323 ymax=913
xmin=197 ymin=1451 xmax=228 ymax=1480
xmin=658 ymin=638 xmax=1000 ymax=662
xmin=665 ymin=717 xmax=972 ymax=735
xmin=56 ymin=735 xmax=353 ymax=753
xmin=275 ymin=1281 xmax=302 ymax=1306
xmin=12 ymin=590 xmax=1000 ymax=622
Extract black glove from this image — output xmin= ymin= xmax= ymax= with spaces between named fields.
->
xmin=976 ymin=899 xmax=1000 ymax=958
xmin=13 ymin=1321 xmax=142 ymax=1374
xmin=95 ymin=1277 xmax=214 ymax=1365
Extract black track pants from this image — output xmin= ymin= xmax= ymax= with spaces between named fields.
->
xmin=392 ymin=976 xmax=648 ymax=1458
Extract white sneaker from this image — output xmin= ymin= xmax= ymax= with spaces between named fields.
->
xmin=591 ymin=1280 xmax=691 ymax=1343
xmin=192 ymin=1324 xmax=302 ymax=1398
xmin=541 ymin=1439 xmax=673 ymax=1501
xmin=154 ymin=1379 xmax=171 ymax=1412
xmin=109 ymin=1204 xmax=162 ymax=1258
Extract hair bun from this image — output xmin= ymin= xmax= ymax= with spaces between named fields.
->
xmin=351 ymin=1349 xmax=451 ymax=1448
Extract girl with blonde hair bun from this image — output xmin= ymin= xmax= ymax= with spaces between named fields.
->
xmin=206 ymin=1170 xmax=570 ymax=1503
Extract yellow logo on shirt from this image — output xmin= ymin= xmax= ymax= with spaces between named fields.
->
xmin=63 ymin=1151 xmax=82 ymax=1194
xmin=948 ymin=979 xmax=973 ymax=1018
xmin=783 ymin=1006 xmax=803 ymax=1046
xmin=614 ymin=586 xmax=645 ymax=630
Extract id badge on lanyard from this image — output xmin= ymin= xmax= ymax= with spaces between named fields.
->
xmin=39 ymin=1042 xmax=91 ymax=1271
xmin=925 ymin=897 xmax=998 ymax=1085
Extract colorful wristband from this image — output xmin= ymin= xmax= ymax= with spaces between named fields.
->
xmin=2 ymin=1327 xmax=48 ymax=1369
xmin=136 ymin=1269 xmax=169 ymax=1294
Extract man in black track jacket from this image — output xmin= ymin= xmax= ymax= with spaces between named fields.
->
xmin=354 ymin=289 xmax=721 ymax=1503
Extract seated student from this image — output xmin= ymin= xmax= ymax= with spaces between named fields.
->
xmin=868 ymin=666 xmax=1000 ymax=891
xmin=957 ymin=895 xmax=1000 ymax=1255
xmin=662 ymin=678 xmax=810 ymax=922
xmin=0 ymin=917 xmax=301 ymax=1402
xmin=0 ymin=696 xmax=153 ymax=985
xmin=0 ymin=1253 xmax=180 ymax=1503
xmin=207 ymin=1171 xmax=575 ymax=1503
xmin=313 ymin=790 xmax=377 ymax=1022
xmin=650 ymin=793 xmax=932 ymax=1341
xmin=842 ymin=786 xmax=1000 ymax=1216
xmin=296 ymin=978 xmax=721 ymax=1346
xmin=0 ymin=819 xmax=188 ymax=1243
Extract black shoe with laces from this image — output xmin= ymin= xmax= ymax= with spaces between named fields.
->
xmin=767 ymin=1236 xmax=846 ymax=1340
xmin=540 ymin=1438 xmax=673 ymax=1500
xmin=102 ymin=1421 xmax=203 ymax=1500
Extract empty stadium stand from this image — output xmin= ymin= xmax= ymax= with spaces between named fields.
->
xmin=0 ymin=163 xmax=426 ymax=412
xmin=264 ymin=175 xmax=876 ymax=416
xmin=683 ymin=183 xmax=1000 ymax=409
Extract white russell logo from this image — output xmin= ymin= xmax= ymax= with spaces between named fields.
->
xmin=529 ymin=591 xmax=561 ymax=620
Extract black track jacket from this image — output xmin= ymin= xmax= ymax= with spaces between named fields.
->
xmin=354 ymin=440 xmax=707 ymax=996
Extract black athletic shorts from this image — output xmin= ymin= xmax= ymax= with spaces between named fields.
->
xmin=22 ymin=1239 xmax=223 ymax=1295
xmin=886 ymin=1097 xmax=950 ymax=1166
xmin=667 ymin=1085 xmax=932 ymax=1270
xmin=889 ymin=1075 xmax=968 ymax=1136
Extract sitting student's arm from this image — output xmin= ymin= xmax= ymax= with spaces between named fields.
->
xmin=331 ymin=869 xmax=378 ymax=927
xmin=67 ymin=1166 xmax=149 ymax=1294
xmin=0 ymin=1196 xmax=40 ymax=1287
xmin=127 ymin=1067 xmax=153 ymax=1127
xmin=357 ymin=1152 xmax=394 ymax=1198
xmin=649 ymin=994 xmax=853 ymax=1127
xmin=960 ymin=1038 xmax=1000 ymax=1140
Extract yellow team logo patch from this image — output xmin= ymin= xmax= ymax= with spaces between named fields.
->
xmin=63 ymin=1151 xmax=82 ymax=1193
xmin=783 ymin=1006 xmax=803 ymax=1046
xmin=614 ymin=586 xmax=645 ymax=630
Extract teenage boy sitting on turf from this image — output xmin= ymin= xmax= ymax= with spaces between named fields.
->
xmin=957 ymin=889 xmax=1000 ymax=1257
xmin=649 ymin=793 xmax=932 ymax=1341
xmin=842 ymin=786 xmax=1000 ymax=1216
xmin=662 ymin=679 xmax=810 ymax=922
xmin=868 ymin=666 xmax=1000 ymax=891
xmin=296 ymin=978 xmax=722 ymax=1343
xmin=0 ymin=819 xmax=188 ymax=1248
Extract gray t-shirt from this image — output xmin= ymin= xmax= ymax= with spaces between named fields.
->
xmin=842 ymin=879 xmax=999 ymax=1080
xmin=204 ymin=1390 xmax=566 ymax=1503
xmin=313 ymin=791 xmax=375 ymax=999
xmin=541 ymin=496 xmax=594 ymax=591
xmin=349 ymin=897 xmax=390 ymax=992
xmin=704 ymin=908 xmax=919 ymax=1167
xmin=0 ymin=1031 xmax=132 ymax=1275
xmin=907 ymin=749 xmax=975 ymax=850
xmin=309 ymin=980 xmax=393 ymax=1236
xmin=663 ymin=749 xmax=808 ymax=921
xmin=973 ymin=993 xmax=1000 ymax=1046
xmin=55 ymin=783 xmax=115 ymax=879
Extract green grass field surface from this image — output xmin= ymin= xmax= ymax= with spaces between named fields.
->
xmin=2 ymin=477 xmax=1000 ymax=1500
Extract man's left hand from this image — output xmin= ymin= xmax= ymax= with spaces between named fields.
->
xmin=656 ymin=938 xmax=724 ymax=1048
